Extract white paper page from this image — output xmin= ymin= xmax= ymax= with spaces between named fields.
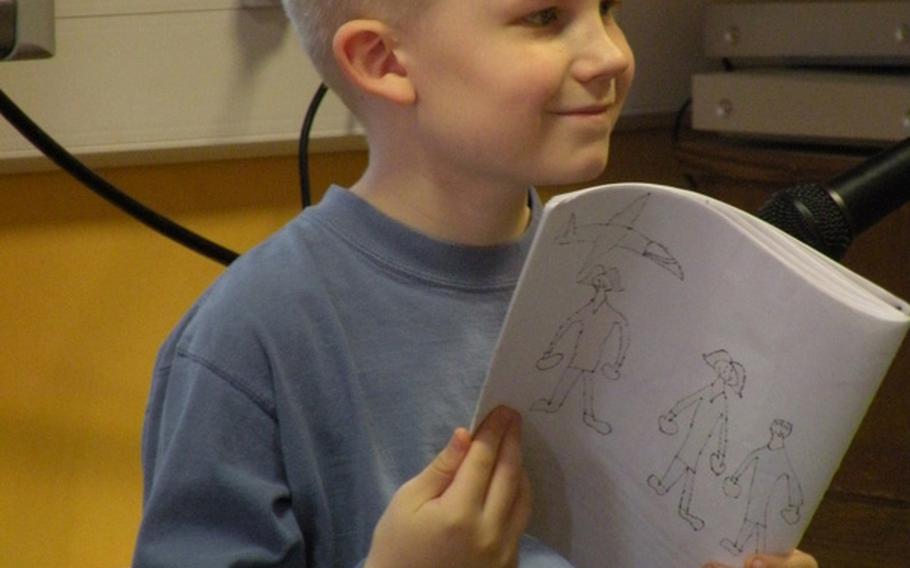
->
xmin=707 ymin=198 xmax=910 ymax=319
xmin=476 ymin=183 xmax=910 ymax=568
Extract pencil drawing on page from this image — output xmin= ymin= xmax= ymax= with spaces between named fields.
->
xmin=720 ymin=419 xmax=804 ymax=556
xmin=530 ymin=264 xmax=629 ymax=435
xmin=647 ymin=349 xmax=747 ymax=531
xmin=557 ymin=193 xmax=685 ymax=283
xmin=530 ymin=194 xmax=685 ymax=435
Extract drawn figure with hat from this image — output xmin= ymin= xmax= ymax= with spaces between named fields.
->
xmin=647 ymin=349 xmax=746 ymax=531
xmin=531 ymin=263 xmax=629 ymax=435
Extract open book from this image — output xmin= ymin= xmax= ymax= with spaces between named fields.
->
xmin=473 ymin=183 xmax=910 ymax=567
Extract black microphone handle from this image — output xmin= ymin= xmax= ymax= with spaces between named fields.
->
xmin=828 ymin=136 xmax=910 ymax=236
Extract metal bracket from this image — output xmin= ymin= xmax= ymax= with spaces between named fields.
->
xmin=0 ymin=0 xmax=16 ymax=59
xmin=1 ymin=0 xmax=54 ymax=61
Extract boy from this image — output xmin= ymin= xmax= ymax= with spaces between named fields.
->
xmin=133 ymin=1 xmax=818 ymax=567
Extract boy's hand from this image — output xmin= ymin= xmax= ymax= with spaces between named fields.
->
xmin=703 ymin=548 xmax=819 ymax=568
xmin=365 ymin=406 xmax=531 ymax=568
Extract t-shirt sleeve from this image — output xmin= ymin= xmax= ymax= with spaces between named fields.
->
xmin=133 ymin=353 xmax=305 ymax=567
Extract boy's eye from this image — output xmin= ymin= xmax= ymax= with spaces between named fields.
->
xmin=520 ymin=1 xmax=621 ymax=28
xmin=522 ymin=2 xmax=621 ymax=27
xmin=523 ymin=7 xmax=559 ymax=27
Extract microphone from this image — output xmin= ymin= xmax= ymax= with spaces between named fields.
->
xmin=756 ymin=137 xmax=910 ymax=260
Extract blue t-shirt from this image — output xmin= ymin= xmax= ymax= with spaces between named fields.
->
xmin=133 ymin=187 xmax=571 ymax=567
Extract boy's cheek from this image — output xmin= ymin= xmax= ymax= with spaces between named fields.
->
xmin=497 ymin=60 xmax=567 ymax=103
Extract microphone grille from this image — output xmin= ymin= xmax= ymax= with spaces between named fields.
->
xmin=757 ymin=183 xmax=853 ymax=260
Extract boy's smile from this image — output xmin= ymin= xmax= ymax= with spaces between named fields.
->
xmin=553 ymin=76 xmax=617 ymax=108
xmin=549 ymin=80 xmax=617 ymax=125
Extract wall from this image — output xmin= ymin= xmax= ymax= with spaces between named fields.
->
xmin=0 ymin=128 xmax=687 ymax=567
xmin=1 ymin=152 xmax=346 ymax=567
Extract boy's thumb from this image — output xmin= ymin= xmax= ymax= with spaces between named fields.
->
xmin=406 ymin=428 xmax=471 ymax=501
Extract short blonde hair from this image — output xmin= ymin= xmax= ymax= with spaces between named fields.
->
xmin=281 ymin=0 xmax=423 ymax=90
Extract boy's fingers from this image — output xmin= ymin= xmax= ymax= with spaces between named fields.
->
xmin=503 ymin=468 xmax=533 ymax=545
xmin=405 ymin=427 xmax=471 ymax=502
xmin=483 ymin=412 xmax=525 ymax=526
xmin=495 ymin=471 xmax=531 ymax=568
xmin=744 ymin=550 xmax=818 ymax=568
xmin=704 ymin=549 xmax=818 ymax=568
xmin=447 ymin=406 xmax=515 ymax=508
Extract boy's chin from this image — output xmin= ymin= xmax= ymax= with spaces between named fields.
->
xmin=540 ymin=157 xmax=609 ymax=187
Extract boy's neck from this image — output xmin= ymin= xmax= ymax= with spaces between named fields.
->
xmin=349 ymin=163 xmax=532 ymax=247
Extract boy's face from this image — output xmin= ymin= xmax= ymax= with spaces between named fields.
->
xmin=400 ymin=0 xmax=634 ymax=189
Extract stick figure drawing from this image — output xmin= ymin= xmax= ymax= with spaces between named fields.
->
xmin=530 ymin=194 xmax=685 ymax=436
xmin=647 ymin=349 xmax=746 ymax=531
xmin=531 ymin=264 xmax=629 ymax=435
xmin=720 ymin=419 xmax=804 ymax=556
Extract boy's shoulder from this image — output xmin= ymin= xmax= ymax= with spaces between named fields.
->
xmin=157 ymin=209 xmax=333 ymax=379
xmin=159 ymin=186 xmax=386 ymax=375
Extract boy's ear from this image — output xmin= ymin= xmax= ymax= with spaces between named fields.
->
xmin=332 ymin=20 xmax=415 ymax=106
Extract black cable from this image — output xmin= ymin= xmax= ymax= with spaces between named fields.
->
xmin=299 ymin=82 xmax=328 ymax=208
xmin=671 ymin=97 xmax=692 ymax=146
xmin=0 ymin=88 xmax=240 ymax=266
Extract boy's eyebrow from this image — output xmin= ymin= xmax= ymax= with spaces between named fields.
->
xmin=498 ymin=0 xmax=596 ymax=11
xmin=489 ymin=0 xmax=546 ymax=16
xmin=499 ymin=0 xmax=573 ymax=15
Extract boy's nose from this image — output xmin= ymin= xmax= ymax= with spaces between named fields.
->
xmin=571 ymin=22 xmax=633 ymax=85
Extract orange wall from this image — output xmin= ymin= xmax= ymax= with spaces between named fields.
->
xmin=0 ymin=151 xmax=366 ymax=567
xmin=0 ymin=129 xmax=683 ymax=567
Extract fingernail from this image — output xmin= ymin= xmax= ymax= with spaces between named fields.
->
xmin=751 ymin=560 xmax=766 ymax=568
